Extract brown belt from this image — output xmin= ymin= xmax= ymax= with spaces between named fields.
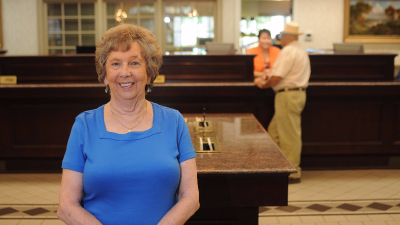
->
xmin=276 ymin=87 xmax=306 ymax=93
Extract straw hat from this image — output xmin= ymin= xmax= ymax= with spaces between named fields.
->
xmin=281 ymin=22 xmax=304 ymax=36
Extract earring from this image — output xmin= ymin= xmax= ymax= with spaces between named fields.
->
xmin=145 ymin=84 xmax=152 ymax=93
xmin=105 ymin=85 xmax=110 ymax=93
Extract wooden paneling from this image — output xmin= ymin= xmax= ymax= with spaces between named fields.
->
xmin=0 ymin=53 xmax=396 ymax=84
xmin=309 ymin=54 xmax=396 ymax=81
xmin=302 ymin=102 xmax=384 ymax=154
xmin=0 ymin=55 xmax=97 ymax=84
xmin=161 ymin=55 xmax=254 ymax=82
xmin=395 ymin=103 xmax=400 ymax=146
xmin=0 ymin=53 xmax=399 ymax=170
xmin=10 ymin=105 xmax=93 ymax=157
xmin=0 ymin=54 xmax=255 ymax=84
xmin=2 ymin=82 xmax=400 ymax=170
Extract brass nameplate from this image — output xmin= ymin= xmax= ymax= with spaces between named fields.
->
xmin=0 ymin=76 xmax=17 ymax=84
xmin=186 ymin=118 xmax=222 ymax=153
xmin=154 ymin=75 xmax=165 ymax=84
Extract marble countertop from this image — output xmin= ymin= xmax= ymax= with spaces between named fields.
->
xmin=1 ymin=81 xmax=400 ymax=89
xmin=185 ymin=113 xmax=297 ymax=175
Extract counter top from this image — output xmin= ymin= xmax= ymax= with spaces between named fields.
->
xmin=185 ymin=113 xmax=297 ymax=175
xmin=1 ymin=81 xmax=400 ymax=89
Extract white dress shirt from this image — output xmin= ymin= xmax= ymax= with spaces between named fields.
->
xmin=271 ymin=41 xmax=311 ymax=92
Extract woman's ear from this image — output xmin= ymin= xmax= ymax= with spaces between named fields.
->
xmin=147 ymin=75 xmax=151 ymax=84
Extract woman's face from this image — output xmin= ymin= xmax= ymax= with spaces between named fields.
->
xmin=258 ymin=32 xmax=272 ymax=50
xmin=104 ymin=42 xmax=150 ymax=102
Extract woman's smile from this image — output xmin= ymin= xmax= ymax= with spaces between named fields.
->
xmin=119 ymin=82 xmax=135 ymax=88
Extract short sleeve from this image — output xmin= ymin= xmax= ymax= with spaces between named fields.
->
xmin=272 ymin=47 xmax=295 ymax=79
xmin=62 ymin=117 xmax=86 ymax=173
xmin=176 ymin=113 xmax=196 ymax=163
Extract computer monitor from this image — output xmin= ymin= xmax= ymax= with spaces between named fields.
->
xmin=197 ymin=38 xmax=214 ymax=46
xmin=333 ymin=43 xmax=364 ymax=54
xmin=76 ymin=46 xmax=96 ymax=54
xmin=205 ymin=42 xmax=235 ymax=54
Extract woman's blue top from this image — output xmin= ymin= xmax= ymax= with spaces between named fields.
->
xmin=62 ymin=102 xmax=196 ymax=225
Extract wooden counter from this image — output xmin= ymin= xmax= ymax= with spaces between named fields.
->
xmin=0 ymin=53 xmax=399 ymax=171
xmin=0 ymin=53 xmax=396 ymax=83
xmin=1 ymin=81 xmax=399 ymax=171
xmin=185 ymin=114 xmax=295 ymax=224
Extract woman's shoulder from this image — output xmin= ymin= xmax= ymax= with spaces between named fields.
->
xmin=75 ymin=105 xmax=104 ymax=123
xmin=246 ymin=46 xmax=260 ymax=54
xmin=152 ymin=102 xmax=180 ymax=116
xmin=152 ymin=102 xmax=183 ymax=123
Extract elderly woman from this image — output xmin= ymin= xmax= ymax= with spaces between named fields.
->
xmin=57 ymin=24 xmax=199 ymax=225
xmin=247 ymin=29 xmax=281 ymax=77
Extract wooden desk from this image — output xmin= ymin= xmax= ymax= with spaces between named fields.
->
xmin=185 ymin=114 xmax=296 ymax=225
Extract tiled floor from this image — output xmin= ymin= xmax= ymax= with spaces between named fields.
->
xmin=0 ymin=170 xmax=399 ymax=224
xmin=259 ymin=169 xmax=400 ymax=225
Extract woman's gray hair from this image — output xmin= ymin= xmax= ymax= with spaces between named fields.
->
xmin=95 ymin=24 xmax=163 ymax=84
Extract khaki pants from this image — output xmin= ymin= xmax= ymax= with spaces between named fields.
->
xmin=268 ymin=90 xmax=306 ymax=178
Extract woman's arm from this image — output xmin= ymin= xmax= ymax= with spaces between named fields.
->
xmin=158 ymin=158 xmax=200 ymax=225
xmin=254 ymin=75 xmax=282 ymax=89
xmin=253 ymin=68 xmax=271 ymax=77
xmin=57 ymin=169 xmax=103 ymax=225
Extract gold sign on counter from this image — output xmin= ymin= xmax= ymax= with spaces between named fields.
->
xmin=154 ymin=75 xmax=165 ymax=84
xmin=0 ymin=76 xmax=17 ymax=84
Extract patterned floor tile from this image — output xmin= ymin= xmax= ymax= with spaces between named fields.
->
xmin=275 ymin=205 xmax=302 ymax=213
xmin=0 ymin=205 xmax=58 ymax=219
xmin=0 ymin=207 xmax=18 ymax=216
xmin=367 ymin=202 xmax=393 ymax=211
xmin=306 ymin=204 xmax=332 ymax=212
xmin=23 ymin=207 xmax=50 ymax=216
xmin=337 ymin=203 xmax=363 ymax=211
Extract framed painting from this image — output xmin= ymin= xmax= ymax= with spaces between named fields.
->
xmin=344 ymin=0 xmax=400 ymax=43
xmin=0 ymin=0 xmax=2 ymax=48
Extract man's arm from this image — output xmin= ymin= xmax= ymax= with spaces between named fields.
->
xmin=254 ymin=75 xmax=282 ymax=89
xmin=253 ymin=69 xmax=272 ymax=77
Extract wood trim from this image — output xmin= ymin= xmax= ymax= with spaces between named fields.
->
xmin=43 ymin=0 xmax=96 ymax=2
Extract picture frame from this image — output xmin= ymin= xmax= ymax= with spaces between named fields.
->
xmin=0 ymin=0 xmax=3 ymax=48
xmin=344 ymin=0 xmax=400 ymax=43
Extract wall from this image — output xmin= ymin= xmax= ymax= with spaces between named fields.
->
xmin=219 ymin=0 xmax=241 ymax=52
xmin=2 ymin=0 xmax=38 ymax=55
xmin=1 ymin=0 xmax=399 ymax=69
xmin=293 ymin=0 xmax=400 ymax=68
xmin=1 ymin=0 xmax=241 ymax=55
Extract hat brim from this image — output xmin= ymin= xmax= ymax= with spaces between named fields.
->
xmin=281 ymin=31 xmax=304 ymax=36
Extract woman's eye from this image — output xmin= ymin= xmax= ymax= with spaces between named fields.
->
xmin=130 ymin=62 xmax=139 ymax=66
xmin=112 ymin=62 xmax=120 ymax=67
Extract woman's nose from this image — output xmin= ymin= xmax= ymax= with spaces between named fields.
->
xmin=120 ymin=64 xmax=132 ymax=77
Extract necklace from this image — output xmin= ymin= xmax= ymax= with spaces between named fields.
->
xmin=109 ymin=102 xmax=147 ymax=133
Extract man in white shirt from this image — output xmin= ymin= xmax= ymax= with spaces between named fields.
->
xmin=254 ymin=22 xmax=311 ymax=183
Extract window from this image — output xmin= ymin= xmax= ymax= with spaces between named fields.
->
xmin=240 ymin=0 xmax=291 ymax=49
xmin=41 ymin=0 xmax=216 ymax=54
xmin=240 ymin=16 xmax=291 ymax=49
xmin=46 ymin=2 xmax=96 ymax=54
xmin=106 ymin=2 xmax=156 ymax=33
xmin=163 ymin=1 xmax=215 ymax=53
